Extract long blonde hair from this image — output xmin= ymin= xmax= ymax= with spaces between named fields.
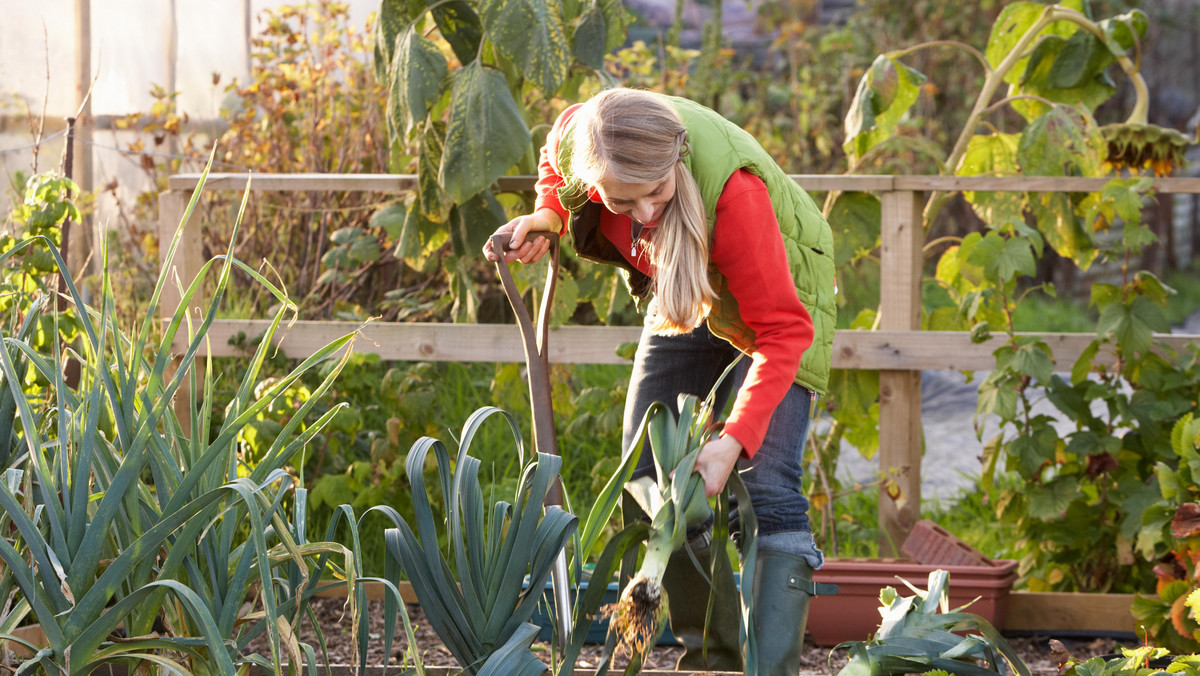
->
xmin=569 ymin=89 xmax=714 ymax=334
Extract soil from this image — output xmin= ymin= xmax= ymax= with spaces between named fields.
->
xmin=281 ymin=596 xmax=1128 ymax=674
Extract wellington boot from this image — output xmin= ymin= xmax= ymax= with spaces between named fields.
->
xmin=750 ymin=550 xmax=837 ymax=676
xmin=662 ymin=540 xmax=744 ymax=672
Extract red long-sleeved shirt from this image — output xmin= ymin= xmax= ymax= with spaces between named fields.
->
xmin=533 ymin=105 xmax=814 ymax=457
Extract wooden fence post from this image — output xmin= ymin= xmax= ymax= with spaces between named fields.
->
xmin=877 ymin=189 xmax=924 ymax=556
xmin=73 ymin=0 xmax=93 ymax=279
xmin=157 ymin=190 xmax=195 ymax=319
xmin=158 ymin=189 xmax=200 ymax=433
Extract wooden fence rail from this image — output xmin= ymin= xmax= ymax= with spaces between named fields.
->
xmin=160 ymin=173 xmax=1200 ymax=553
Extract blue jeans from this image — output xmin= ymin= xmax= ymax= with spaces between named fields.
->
xmin=621 ymin=307 xmax=824 ymax=568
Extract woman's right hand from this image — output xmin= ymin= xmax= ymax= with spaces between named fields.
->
xmin=482 ymin=209 xmax=561 ymax=264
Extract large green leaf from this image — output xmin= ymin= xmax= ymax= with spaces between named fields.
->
xmin=828 ymin=368 xmax=880 ymax=460
xmin=1041 ymin=30 xmax=1110 ymax=90
xmin=936 ymin=238 xmax=981 ymax=295
xmin=1132 ymin=270 xmax=1174 ymax=307
xmin=1012 ymin=35 xmax=1115 ymax=121
xmin=1045 ymin=374 xmax=1096 ymax=424
xmin=1012 ymin=340 xmax=1055 ymax=383
xmin=432 ymin=0 xmax=485 ymax=66
xmin=986 ymin=0 xmax=1084 ymax=85
xmin=480 ymin=0 xmax=571 ymax=94
xmin=1031 ymin=192 xmax=1096 ymax=267
xmin=1097 ymin=10 xmax=1148 ymax=57
xmin=597 ymin=0 xmax=629 ymax=49
xmin=843 ymin=55 xmax=926 ymax=160
xmin=373 ymin=0 xmax=412 ymax=83
xmin=1027 ymin=475 xmax=1080 ymax=519
xmin=976 ymin=371 xmax=1018 ymax=422
xmin=1103 ymin=176 xmax=1151 ymax=223
xmin=1064 ymin=430 xmax=1119 ymax=458
xmin=1076 ymin=176 xmax=1149 ymax=241
xmin=958 ymin=132 xmax=1019 ymax=178
xmin=967 ymin=231 xmax=1036 ymax=286
xmin=418 ymin=120 xmax=450 ymax=221
xmin=439 ymin=63 xmax=532 ymax=204
xmin=395 ymin=197 xmax=449 ymax=271
xmin=827 ymin=192 xmax=880 ymax=268
xmin=548 ymin=271 xmax=578 ymax=328
xmin=449 ymin=187 xmax=507 ymax=256
xmin=369 ymin=202 xmax=407 ymax=240
xmin=568 ymin=0 xmax=628 ymax=67
xmin=1016 ymin=106 xmax=1102 ymax=177
xmin=572 ymin=6 xmax=607 ymax=70
xmin=958 ymin=133 xmax=1027 ymax=232
xmin=387 ymin=25 xmax=448 ymax=139
xmin=1097 ymin=295 xmax=1169 ymax=361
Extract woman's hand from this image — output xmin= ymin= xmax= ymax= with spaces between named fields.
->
xmin=693 ymin=433 xmax=744 ymax=498
xmin=482 ymin=209 xmax=561 ymax=264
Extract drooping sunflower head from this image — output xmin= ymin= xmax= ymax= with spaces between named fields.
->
xmin=1100 ymin=122 xmax=1191 ymax=177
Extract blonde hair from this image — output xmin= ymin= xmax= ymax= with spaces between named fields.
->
xmin=570 ymin=89 xmax=714 ymax=334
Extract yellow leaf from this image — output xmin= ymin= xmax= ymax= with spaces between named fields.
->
xmin=809 ymin=491 xmax=830 ymax=511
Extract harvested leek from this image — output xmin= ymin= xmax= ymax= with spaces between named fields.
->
xmin=604 ymin=392 xmax=720 ymax=659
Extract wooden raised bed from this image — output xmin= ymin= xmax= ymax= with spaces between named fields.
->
xmin=323 ymin=580 xmax=1141 ymax=636
xmin=1005 ymin=591 xmax=1138 ymax=635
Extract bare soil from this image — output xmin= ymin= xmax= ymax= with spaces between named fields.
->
xmin=282 ymin=596 xmax=1127 ymax=674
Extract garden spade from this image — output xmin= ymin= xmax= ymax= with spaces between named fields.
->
xmin=491 ymin=231 xmax=572 ymax=648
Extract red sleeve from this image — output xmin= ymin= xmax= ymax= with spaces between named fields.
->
xmin=532 ymin=104 xmax=582 ymax=234
xmin=712 ymin=170 xmax=815 ymax=457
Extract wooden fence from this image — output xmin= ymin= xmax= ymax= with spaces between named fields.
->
xmin=159 ymin=173 xmax=1200 ymax=555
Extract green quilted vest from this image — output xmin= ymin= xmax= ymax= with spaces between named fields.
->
xmin=556 ymin=94 xmax=836 ymax=395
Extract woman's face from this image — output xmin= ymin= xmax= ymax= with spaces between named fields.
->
xmin=593 ymin=170 xmax=676 ymax=225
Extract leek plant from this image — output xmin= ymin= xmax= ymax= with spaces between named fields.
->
xmin=834 ymin=570 xmax=1031 ymax=676
xmin=0 ymin=165 xmax=403 ymax=674
xmin=610 ymin=393 xmax=724 ymax=654
xmin=377 ymin=398 xmax=753 ymax=676
xmin=382 ymin=406 xmax=580 ymax=676
xmin=606 ymin=388 xmax=759 ymax=673
xmin=379 ymin=335 xmax=757 ymax=674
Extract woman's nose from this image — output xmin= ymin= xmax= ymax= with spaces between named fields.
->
xmin=630 ymin=200 xmax=654 ymax=223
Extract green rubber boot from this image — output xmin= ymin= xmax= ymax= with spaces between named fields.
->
xmin=751 ymin=550 xmax=837 ymax=676
xmin=662 ymin=538 xmax=744 ymax=672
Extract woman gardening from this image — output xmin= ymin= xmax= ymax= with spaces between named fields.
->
xmin=483 ymin=88 xmax=836 ymax=675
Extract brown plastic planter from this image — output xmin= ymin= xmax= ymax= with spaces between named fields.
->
xmin=807 ymin=558 xmax=1019 ymax=646
xmin=901 ymin=519 xmax=990 ymax=567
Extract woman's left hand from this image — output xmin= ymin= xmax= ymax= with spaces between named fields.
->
xmin=693 ymin=434 xmax=744 ymax=498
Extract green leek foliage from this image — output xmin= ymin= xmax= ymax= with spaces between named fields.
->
xmin=0 ymin=163 xmax=408 ymax=674
xmin=834 ymin=570 xmax=1031 ymax=676
xmin=381 ymin=369 xmax=760 ymax=675
xmin=606 ymin=384 xmax=759 ymax=674
xmin=384 ymin=406 xmax=579 ymax=676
